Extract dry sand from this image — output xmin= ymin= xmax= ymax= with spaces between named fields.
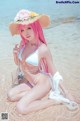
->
xmin=0 ymin=22 xmax=80 ymax=121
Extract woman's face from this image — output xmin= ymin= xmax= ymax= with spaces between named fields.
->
xmin=21 ymin=25 xmax=35 ymax=42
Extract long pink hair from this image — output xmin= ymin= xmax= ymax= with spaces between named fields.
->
xmin=18 ymin=20 xmax=48 ymax=72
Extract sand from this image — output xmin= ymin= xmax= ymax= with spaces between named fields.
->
xmin=0 ymin=21 xmax=80 ymax=121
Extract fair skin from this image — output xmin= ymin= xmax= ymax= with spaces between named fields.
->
xmin=7 ymin=25 xmax=79 ymax=115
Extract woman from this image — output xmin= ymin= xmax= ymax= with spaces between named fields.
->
xmin=7 ymin=9 xmax=79 ymax=115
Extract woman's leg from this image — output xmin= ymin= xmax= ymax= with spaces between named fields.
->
xmin=7 ymin=83 xmax=32 ymax=102
xmin=59 ymin=81 xmax=80 ymax=104
xmin=16 ymin=75 xmax=52 ymax=114
xmin=18 ymin=99 xmax=60 ymax=115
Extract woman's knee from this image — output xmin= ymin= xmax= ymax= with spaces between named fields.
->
xmin=16 ymin=101 xmax=27 ymax=114
xmin=7 ymin=90 xmax=15 ymax=101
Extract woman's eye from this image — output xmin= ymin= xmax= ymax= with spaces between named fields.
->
xmin=21 ymin=30 xmax=24 ymax=32
xmin=28 ymin=27 xmax=31 ymax=29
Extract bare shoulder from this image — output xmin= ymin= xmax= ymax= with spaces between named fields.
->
xmin=39 ymin=43 xmax=49 ymax=52
xmin=38 ymin=43 xmax=50 ymax=57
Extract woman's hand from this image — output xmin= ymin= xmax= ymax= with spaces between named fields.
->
xmin=13 ymin=44 xmax=19 ymax=55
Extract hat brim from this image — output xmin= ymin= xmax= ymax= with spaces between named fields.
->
xmin=9 ymin=15 xmax=50 ymax=36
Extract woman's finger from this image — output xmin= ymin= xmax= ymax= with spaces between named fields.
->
xmin=15 ymin=44 xmax=19 ymax=48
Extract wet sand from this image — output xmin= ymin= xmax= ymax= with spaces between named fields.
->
xmin=0 ymin=21 xmax=80 ymax=121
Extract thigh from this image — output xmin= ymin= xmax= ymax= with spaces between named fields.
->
xmin=17 ymin=75 xmax=51 ymax=106
xmin=8 ymin=83 xmax=32 ymax=96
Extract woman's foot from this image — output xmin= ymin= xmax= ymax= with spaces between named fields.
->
xmin=65 ymin=93 xmax=80 ymax=104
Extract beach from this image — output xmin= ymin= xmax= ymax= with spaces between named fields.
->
xmin=0 ymin=20 xmax=80 ymax=121
xmin=0 ymin=0 xmax=80 ymax=120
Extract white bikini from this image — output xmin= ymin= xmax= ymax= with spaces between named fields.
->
xmin=18 ymin=45 xmax=39 ymax=66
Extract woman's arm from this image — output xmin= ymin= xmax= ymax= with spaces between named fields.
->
xmin=13 ymin=52 xmax=19 ymax=65
xmin=39 ymin=45 xmax=68 ymax=92
xmin=13 ymin=44 xmax=20 ymax=65
xmin=13 ymin=41 xmax=23 ymax=65
xmin=40 ymin=44 xmax=57 ymax=76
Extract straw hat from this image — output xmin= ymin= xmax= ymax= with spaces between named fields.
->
xmin=9 ymin=9 xmax=50 ymax=36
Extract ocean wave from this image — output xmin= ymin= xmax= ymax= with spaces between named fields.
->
xmin=48 ymin=16 xmax=80 ymax=29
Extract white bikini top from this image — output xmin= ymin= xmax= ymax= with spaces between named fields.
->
xmin=18 ymin=45 xmax=39 ymax=66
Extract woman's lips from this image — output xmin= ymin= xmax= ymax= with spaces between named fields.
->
xmin=26 ymin=35 xmax=30 ymax=38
